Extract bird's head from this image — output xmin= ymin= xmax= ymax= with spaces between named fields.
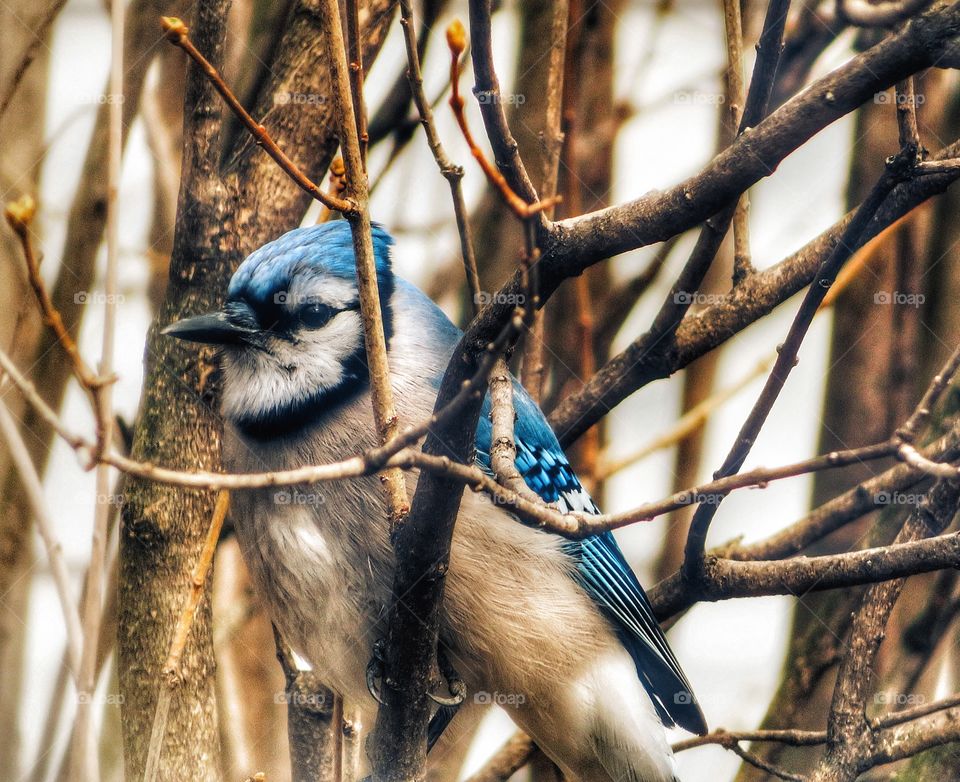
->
xmin=164 ymin=221 xmax=395 ymax=437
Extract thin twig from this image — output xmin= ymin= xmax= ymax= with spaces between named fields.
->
xmin=466 ymin=0 xmax=550 ymax=224
xmin=721 ymin=0 xmax=753 ymax=281
xmin=445 ymin=21 xmax=560 ymax=220
xmin=682 ymin=158 xmax=908 ymax=583
xmin=519 ymin=0 xmax=570 ymax=403
xmin=72 ymin=3 xmax=125 ymax=772
xmin=894 ymin=78 xmax=922 ymax=161
xmin=489 ymin=357 xmax=551 ymax=505
xmin=320 ymin=0 xmax=410 ymax=527
xmin=462 ymin=732 xmax=537 ymax=782
xmin=0 ymin=398 xmax=83 ymax=679
xmin=160 ymin=16 xmax=354 ymax=214
xmin=4 ymin=196 xmax=113 ymax=467
xmin=397 ymin=0 xmax=481 ymax=310
xmin=596 ymin=214 xmax=893 ymax=479
xmin=345 ymin=0 xmax=368 ymax=168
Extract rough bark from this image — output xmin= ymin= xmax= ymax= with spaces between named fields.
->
xmin=118 ymin=3 xmax=236 ymax=777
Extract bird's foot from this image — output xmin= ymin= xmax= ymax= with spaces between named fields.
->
xmin=428 ymin=646 xmax=466 ymax=707
xmin=365 ymin=638 xmax=386 ymax=705
xmin=366 ymin=640 xmax=466 ymax=708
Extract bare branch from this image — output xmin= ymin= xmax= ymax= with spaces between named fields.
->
xmin=160 ymin=16 xmax=355 ymax=215
xmin=397 ymin=0 xmax=481 ymax=309
xmin=462 ymin=732 xmax=537 ymax=782
xmin=681 ymin=161 xmax=906 ymax=584
xmin=317 ymin=0 xmax=410 ymax=525
xmin=445 ymin=21 xmax=559 ymax=220
xmin=0 ymin=399 xmax=83 ymax=678
xmin=0 ymin=0 xmax=69 ymax=120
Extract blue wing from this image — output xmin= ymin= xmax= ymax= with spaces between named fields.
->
xmin=475 ymin=377 xmax=707 ymax=736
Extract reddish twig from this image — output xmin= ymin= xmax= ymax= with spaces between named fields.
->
xmin=160 ymin=16 xmax=355 ymax=215
xmin=445 ymin=21 xmax=560 ymax=220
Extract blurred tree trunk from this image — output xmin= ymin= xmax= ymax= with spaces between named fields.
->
xmin=214 ymin=539 xmax=290 ymax=781
xmin=0 ymin=1 xmax=49 ymax=772
xmin=0 ymin=3 xmax=167 ymax=768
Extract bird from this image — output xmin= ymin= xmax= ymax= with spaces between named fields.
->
xmin=164 ymin=221 xmax=707 ymax=782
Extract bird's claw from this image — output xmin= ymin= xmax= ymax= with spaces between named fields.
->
xmin=429 ymin=646 xmax=467 ymax=706
xmin=428 ymin=677 xmax=466 ymax=706
xmin=365 ymin=639 xmax=386 ymax=705
xmin=366 ymin=640 xmax=467 ymax=707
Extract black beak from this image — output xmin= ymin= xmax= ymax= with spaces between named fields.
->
xmin=162 ymin=311 xmax=258 ymax=345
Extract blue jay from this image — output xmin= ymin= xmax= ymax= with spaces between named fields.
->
xmin=165 ymin=222 xmax=707 ymax=782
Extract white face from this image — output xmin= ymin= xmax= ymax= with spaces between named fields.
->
xmin=219 ymin=275 xmax=369 ymax=432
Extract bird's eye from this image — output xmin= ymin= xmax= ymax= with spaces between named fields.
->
xmin=299 ymin=303 xmax=336 ymax=329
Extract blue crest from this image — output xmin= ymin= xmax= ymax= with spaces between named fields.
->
xmin=228 ymin=221 xmax=394 ymax=310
